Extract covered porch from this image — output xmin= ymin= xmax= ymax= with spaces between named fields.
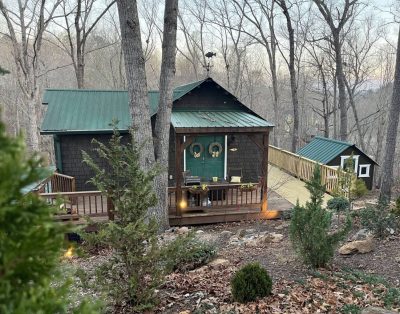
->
xmin=168 ymin=109 xmax=276 ymax=224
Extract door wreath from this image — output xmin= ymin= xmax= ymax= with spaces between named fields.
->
xmin=189 ymin=142 xmax=204 ymax=158
xmin=209 ymin=142 xmax=223 ymax=158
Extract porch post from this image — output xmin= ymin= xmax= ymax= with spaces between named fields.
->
xmin=261 ymin=131 xmax=270 ymax=212
xmin=175 ymin=134 xmax=183 ymax=216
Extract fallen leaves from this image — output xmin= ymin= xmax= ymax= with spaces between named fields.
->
xmin=156 ymin=264 xmax=399 ymax=313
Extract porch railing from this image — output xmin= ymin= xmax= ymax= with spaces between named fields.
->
xmin=268 ymin=145 xmax=339 ymax=193
xmin=40 ymin=191 xmax=113 ymax=220
xmin=34 ymin=172 xmax=76 ymax=194
xmin=168 ymin=183 xmax=262 ymax=216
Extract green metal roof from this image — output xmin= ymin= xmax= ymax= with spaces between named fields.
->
xmin=171 ymin=110 xmax=273 ymax=129
xmin=41 ymin=79 xmax=207 ymax=133
xmin=297 ymin=136 xmax=352 ymax=164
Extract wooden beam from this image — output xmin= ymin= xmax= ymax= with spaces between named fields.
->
xmin=175 ymin=134 xmax=183 ymax=216
xmin=261 ymin=131 xmax=270 ymax=212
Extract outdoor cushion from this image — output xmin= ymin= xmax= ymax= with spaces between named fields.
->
xmin=230 ymin=176 xmax=241 ymax=183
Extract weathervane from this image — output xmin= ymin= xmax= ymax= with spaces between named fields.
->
xmin=204 ymin=51 xmax=216 ymax=77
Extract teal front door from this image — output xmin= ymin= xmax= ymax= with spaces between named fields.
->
xmin=186 ymin=135 xmax=225 ymax=181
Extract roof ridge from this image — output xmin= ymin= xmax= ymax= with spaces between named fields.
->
xmin=45 ymin=88 xmax=128 ymax=92
xmin=314 ymin=136 xmax=352 ymax=146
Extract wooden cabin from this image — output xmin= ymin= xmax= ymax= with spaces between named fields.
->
xmin=297 ymin=136 xmax=377 ymax=189
xmin=41 ymin=78 xmax=278 ymax=224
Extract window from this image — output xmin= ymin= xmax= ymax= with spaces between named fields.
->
xmin=359 ymin=164 xmax=370 ymax=178
xmin=340 ymin=155 xmax=359 ymax=174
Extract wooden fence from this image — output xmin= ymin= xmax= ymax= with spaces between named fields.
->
xmin=268 ymin=145 xmax=339 ymax=193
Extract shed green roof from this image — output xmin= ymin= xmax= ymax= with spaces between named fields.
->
xmin=297 ymin=136 xmax=352 ymax=164
xmin=171 ymin=110 xmax=273 ymax=129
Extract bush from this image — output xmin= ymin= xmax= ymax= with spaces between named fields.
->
xmin=231 ymin=263 xmax=272 ymax=303
xmin=0 ymin=121 xmax=96 ymax=313
xmin=79 ymin=223 xmax=110 ymax=255
xmin=83 ymin=128 xmax=163 ymax=312
xmin=327 ymin=196 xmax=350 ymax=213
xmin=392 ymin=197 xmax=400 ymax=217
xmin=351 ymin=179 xmax=368 ymax=199
xmin=359 ymin=201 xmax=398 ymax=239
xmin=163 ymin=233 xmax=216 ymax=272
xmin=290 ymin=166 xmax=351 ymax=268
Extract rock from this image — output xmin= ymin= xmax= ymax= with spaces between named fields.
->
xmin=351 ymin=228 xmax=372 ymax=241
xmin=395 ymin=256 xmax=400 ymax=263
xmin=179 ymin=310 xmax=191 ymax=314
xmin=221 ymin=230 xmax=233 ymax=237
xmin=270 ymin=232 xmax=284 ymax=242
xmin=195 ymin=230 xmax=205 ymax=234
xmin=237 ymin=229 xmax=246 ymax=238
xmin=275 ymin=222 xmax=289 ymax=230
xmin=361 ymin=306 xmax=398 ymax=314
xmin=339 ymin=238 xmax=374 ymax=255
xmin=177 ymin=226 xmax=190 ymax=234
xmin=208 ymin=258 xmax=229 ymax=268
xmin=229 ymin=236 xmax=240 ymax=245
xmin=245 ymin=228 xmax=256 ymax=235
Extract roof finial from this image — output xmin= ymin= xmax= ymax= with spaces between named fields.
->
xmin=204 ymin=52 xmax=216 ymax=77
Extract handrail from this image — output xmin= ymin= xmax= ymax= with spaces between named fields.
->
xmin=268 ymin=145 xmax=339 ymax=194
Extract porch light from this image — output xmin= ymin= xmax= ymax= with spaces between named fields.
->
xmin=180 ymin=199 xmax=187 ymax=210
xmin=228 ymin=135 xmax=238 ymax=152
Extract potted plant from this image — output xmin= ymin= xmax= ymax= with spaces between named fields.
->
xmin=240 ymin=183 xmax=256 ymax=192
xmin=189 ymin=184 xmax=209 ymax=195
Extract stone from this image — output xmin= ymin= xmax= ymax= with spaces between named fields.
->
xmin=221 ymin=230 xmax=233 ymax=237
xmin=179 ymin=310 xmax=191 ymax=314
xmin=394 ymin=256 xmax=400 ymax=263
xmin=275 ymin=222 xmax=289 ymax=230
xmin=245 ymin=228 xmax=256 ymax=235
xmin=351 ymin=228 xmax=372 ymax=241
xmin=270 ymin=232 xmax=284 ymax=242
xmin=195 ymin=230 xmax=205 ymax=234
xmin=237 ymin=229 xmax=246 ymax=238
xmin=208 ymin=258 xmax=229 ymax=267
xmin=177 ymin=227 xmax=190 ymax=234
xmin=361 ymin=306 xmax=397 ymax=314
xmin=339 ymin=238 xmax=374 ymax=255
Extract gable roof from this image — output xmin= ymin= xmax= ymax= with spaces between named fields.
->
xmin=41 ymin=78 xmax=272 ymax=134
xmin=297 ymin=136 xmax=376 ymax=165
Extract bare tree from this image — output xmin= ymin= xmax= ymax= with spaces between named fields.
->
xmin=0 ymin=0 xmax=61 ymax=151
xmin=275 ymin=0 xmax=300 ymax=152
xmin=232 ymin=0 xmax=280 ymax=146
xmin=312 ymin=0 xmax=361 ymax=141
xmin=48 ymin=0 xmax=116 ymax=88
xmin=380 ymin=26 xmax=400 ymax=201
xmin=153 ymin=0 xmax=179 ymax=230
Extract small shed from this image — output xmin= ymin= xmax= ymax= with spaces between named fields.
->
xmin=297 ymin=136 xmax=377 ymax=190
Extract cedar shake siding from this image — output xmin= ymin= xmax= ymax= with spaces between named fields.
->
xmin=59 ymin=132 xmax=264 ymax=191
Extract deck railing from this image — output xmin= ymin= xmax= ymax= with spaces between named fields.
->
xmin=34 ymin=172 xmax=76 ymax=194
xmin=168 ymin=183 xmax=262 ymax=215
xmin=40 ymin=191 xmax=113 ymax=220
xmin=268 ymin=145 xmax=339 ymax=193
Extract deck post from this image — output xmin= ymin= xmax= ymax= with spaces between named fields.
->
xmin=175 ymin=134 xmax=183 ymax=216
xmin=261 ymin=131 xmax=270 ymax=212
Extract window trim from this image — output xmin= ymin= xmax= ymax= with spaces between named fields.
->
xmin=340 ymin=155 xmax=359 ymax=174
xmin=359 ymin=164 xmax=371 ymax=178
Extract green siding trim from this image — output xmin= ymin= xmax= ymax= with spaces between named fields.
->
xmin=53 ymin=135 xmax=63 ymax=172
xmin=297 ymin=136 xmax=351 ymax=164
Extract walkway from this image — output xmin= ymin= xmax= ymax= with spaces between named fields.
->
xmin=268 ymin=164 xmax=332 ymax=207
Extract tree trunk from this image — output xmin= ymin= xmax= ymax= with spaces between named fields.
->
xmin=345 ymin=78 xmax=366 ymax=151
xmin=380 ymin=27 xmax=400 ymax=201
xmin=153 ymin=0 xmax=179 ymax=231
xmin=333 ymin=33 xmax=348 ymax=141
xmin=116 ymin=0 xmax=155 ymax=170
xmin=333 ymin=74 xmax=338 ymax=139
xmin=277 ymin=0 xmax=299 ymax=152
xmin=26 ymin=93 xmax=40 ymax=152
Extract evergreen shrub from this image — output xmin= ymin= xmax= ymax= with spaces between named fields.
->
xmin=290 ymin=166 xmax=351 ymax=268
xmin=231 ymin=263 xmax=272 ymax=303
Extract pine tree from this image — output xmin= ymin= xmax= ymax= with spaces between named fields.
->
xmin=0 ymin=121 xmax=96 ymax=312
xmin=290 ymin=166 xmax=351 ymax=268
